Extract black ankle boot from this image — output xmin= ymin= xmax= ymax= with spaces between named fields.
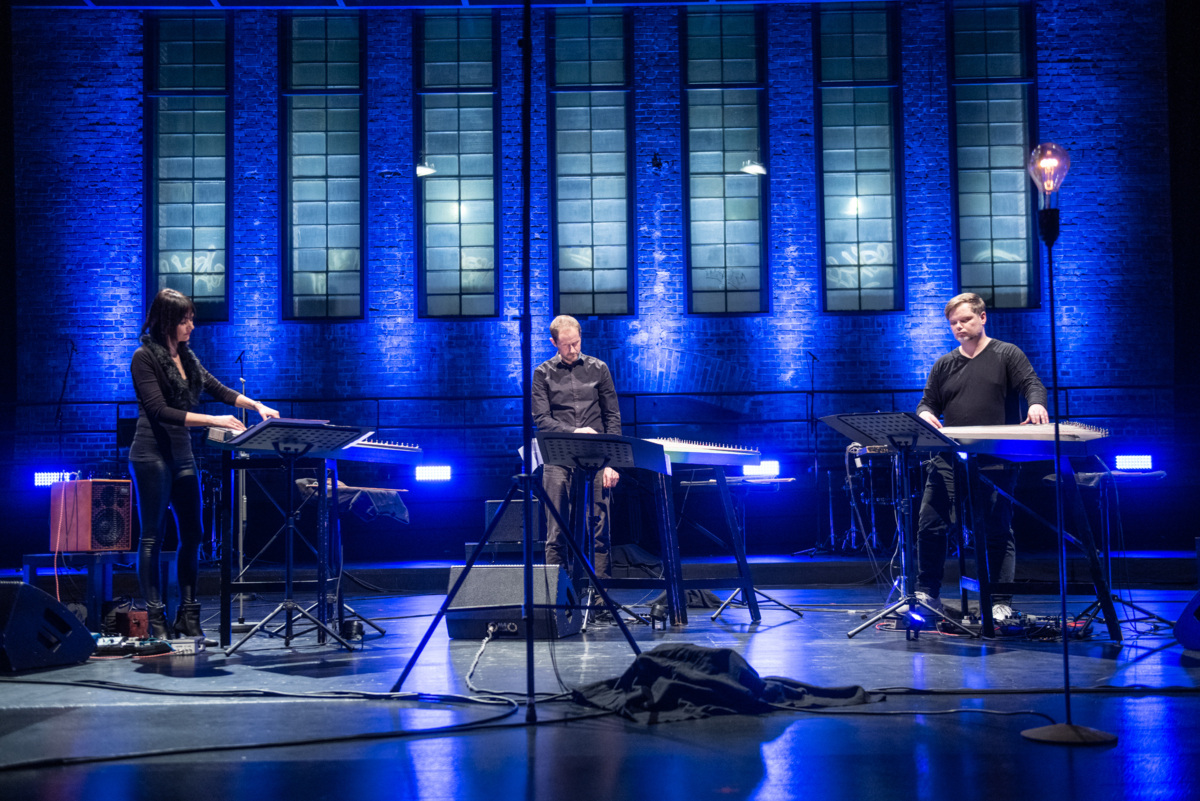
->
xmin=147 ymin=601 xmax=173 ymax=640
xmin=173 ymin=602 xmax=216 ymax=646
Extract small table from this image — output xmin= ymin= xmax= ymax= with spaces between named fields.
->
xmin=22 ymin=551 xmax=178 ymax=631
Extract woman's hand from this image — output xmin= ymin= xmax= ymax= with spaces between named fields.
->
xmin=210 ymin=414 xmax=246 ymax=432
xmin=255 ymin=402 xmax=281 ymax=421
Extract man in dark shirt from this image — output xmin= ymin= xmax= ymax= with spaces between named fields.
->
xmin=914 ymin=293 xmax=1048 ymax=619
xmin=532 ymin=315 xmax=622 ymax=578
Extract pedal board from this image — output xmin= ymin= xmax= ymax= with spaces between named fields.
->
xmin=92 ymin=635 xmax=200 ymax=657
xmin=934 ymin=614 xmax=1092 ymax=639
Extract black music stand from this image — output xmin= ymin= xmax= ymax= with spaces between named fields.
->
xmin=220 ymin=421 xmax=368 ymax=655
xmin=389 ymin=442 xmax=645 ymax=692
xmin=821 ymin=413 xmax=976 ymax=639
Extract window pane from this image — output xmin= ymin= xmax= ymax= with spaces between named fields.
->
xmin=550 ymin=12 xmax=630 ymax=316
xmin=423 ymin=11 xmax=492 ymax=89
xmin=684 ymin=8 xmax=765 ymax=314
xmin=820 ymin=4 xmax=892 ymax=83
xmin=687 ymin=8 xmax=758 ymax=84
xmin=289 ymin=14 xmax=360 ymax=91
xmin=817 ymin=6 xmax=898 ymax=311
xmin=686 ymin=88 xmax=764 ymax=313
xmin=953 ymin=1 xmax=1026 ymax=80
xmin=954 ymin=83 xmax=1032 ymax=308
xmin=284 ymin=17 xmax=362 ymax=319
xmin=421 ymin=94 xmax=497 ymax=317
xmin=555 ymin=9 xmax=624 ymax=87
xmin=151 ymin=17 xmax=228 ymax=321
xmin=819 ymin=86 xmax=898 ymax=311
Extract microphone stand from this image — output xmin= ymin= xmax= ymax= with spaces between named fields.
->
xmin=231 ymin=350 xmax=252 ymax=633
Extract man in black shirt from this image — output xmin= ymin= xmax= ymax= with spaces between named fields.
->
xmin=914 ymin=293 xmax=1048 ymax=619
xmin=532 ymin=315 xmax=622 ymax=578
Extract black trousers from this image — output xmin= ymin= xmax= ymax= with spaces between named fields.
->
xmin=916 ymin=454 xmax=1017 ymax=604
xmin=129 ymin=456 xmax=204 ymax=606
xmin=542 ymin=464 xmax=612 ymax=579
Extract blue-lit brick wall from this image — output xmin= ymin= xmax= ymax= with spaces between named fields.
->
xmin=6 ymin=2 xmax=1178 ymax=560
xmin=12 ymin=11 xmax=144 ymax=467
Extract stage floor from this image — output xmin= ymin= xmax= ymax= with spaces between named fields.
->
xmin=1 ymin=587 xmax=1199 ymax=800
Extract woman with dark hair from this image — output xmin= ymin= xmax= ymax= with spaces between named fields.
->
xmin=130 ymin=288 xmax=279 ymax=640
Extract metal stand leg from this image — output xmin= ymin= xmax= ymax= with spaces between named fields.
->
xmin=390 ymin=475 xmax=642 ymax=694
xmin=848 ymin=441 xmax=976 ymax=640
xmin=711 ymin=588 xmax=804 ymax=621
xmin=225 ymin=445 xmax=353 ymax=656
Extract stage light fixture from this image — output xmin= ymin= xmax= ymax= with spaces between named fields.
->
xmin=416 ymin=153 xmax=436 ymax=177
xmin=743 ymin=460 xmax=780 ymax=478
xmin=1114 ymin=455 xmax=1152 ymax=471
xmin=415 ymin=465 xmax=451 ymax=482
xmin=34 ymin=471 xmax=75 ymax=487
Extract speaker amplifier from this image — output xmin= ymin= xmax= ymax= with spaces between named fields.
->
xmin=50 ymin=479 xmax=133 ymax=552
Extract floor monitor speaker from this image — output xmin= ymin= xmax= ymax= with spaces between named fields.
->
xmin=1175 ymin=589 xmax=1200 ymax=652
xmin=0 ymin=581 xmax=96 ymax=672
xmin=445 ymin=565 xmax=581 ymax=640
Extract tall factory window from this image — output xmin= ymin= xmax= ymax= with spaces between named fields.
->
xmin=147 ymin=15 xmax=231 ymax=321
xmin=952 ymin=1 xmax=1036 ymax=308
xmin=550 ymin=9 xmax=632 ymax=316
xmin=684 ymin=7 xmax=767 ymax=314
xmin=417 ymin=11 xmax=499 ymax=318
xmin=284 ymin=14 xmax=364 ymax=319
xmin=817 ymin=2 xmax=902 ymax=312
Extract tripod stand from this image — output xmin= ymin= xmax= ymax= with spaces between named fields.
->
xmin=390 ymin=464 xmax=642 ymax=692
xmin=560 ymin=457 xmax=651 ymax=629
xmin=821 ymin=413 xmax=977 ymax=639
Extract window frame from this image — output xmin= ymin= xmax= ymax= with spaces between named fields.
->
xmin=680 ymin=6 xmax=771 ymax=317
xmin=813 ymin=1 xmax=907 ymax=314
xmin=279 ymin=12 xmax=368 ymax=322
xmin=547 ymin=8 xmax=636 ymax=319
xmin=946 ymin=0 xmax=1041 ymax=310
xmin=414 ymin=10 xmax=503 ymax=320
xmin=144 ymin=12 xmax=234 ymax=324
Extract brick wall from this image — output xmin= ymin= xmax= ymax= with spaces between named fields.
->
xmin=5 ymin=2 xmax=1178 ymax=559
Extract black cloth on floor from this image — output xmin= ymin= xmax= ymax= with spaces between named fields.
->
xmin=573 ymin=643 xmax=881 ymax=723
xmin=648 ymin=589 xmax=724 ymax=610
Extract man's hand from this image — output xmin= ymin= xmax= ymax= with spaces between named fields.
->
xmin=919 ymin=411 xmax=942 ymax=429
xmin=1022 ymin=404 xmax=1050 ymax=425
xmin=574 ymin=426 xmax=598 ymax=434
xmin=602 ymin=467 xmax=620 ymax=489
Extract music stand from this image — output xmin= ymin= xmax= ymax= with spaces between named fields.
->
xmin=220 ymin=420 xmax=370 ymax=655
xmin=820 ymin=412 xmax=976 ymax=639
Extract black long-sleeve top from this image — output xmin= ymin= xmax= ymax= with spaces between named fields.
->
xmin=532 ymin=353 xmax=622 ymax=436
xmin=130 ymin=342 xmax=240 ymax=463
xmin=916 ymin=339 xmax=1048 ymax=428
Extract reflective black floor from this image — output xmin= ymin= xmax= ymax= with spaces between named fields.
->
xmin=1 ymin=587 xmax=1199 ymax=801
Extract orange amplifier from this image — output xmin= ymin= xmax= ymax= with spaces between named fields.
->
xmin=49 ymin=479 xmax=133 ymax=552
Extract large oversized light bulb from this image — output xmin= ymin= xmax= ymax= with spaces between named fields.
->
xmin=1027 ymin=142 xmax=1070 ymax=207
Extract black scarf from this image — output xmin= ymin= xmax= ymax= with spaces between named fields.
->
xmin=139 ymin=335 xmax=207 ymax=411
